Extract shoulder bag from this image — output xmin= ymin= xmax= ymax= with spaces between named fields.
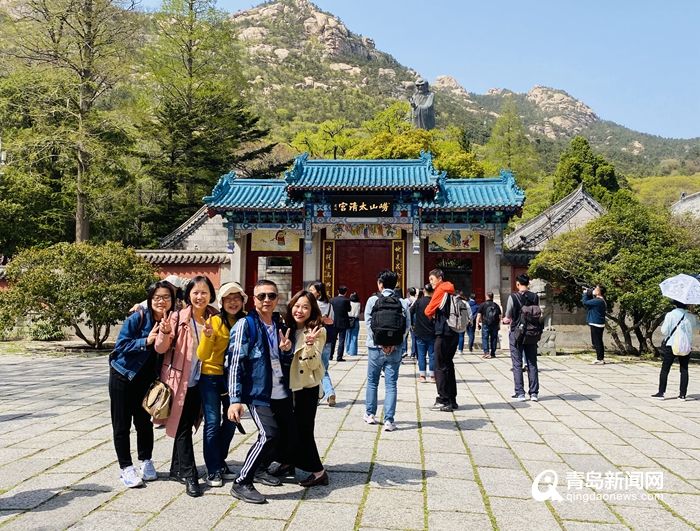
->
xmin=142 ymin=312 xmax=181 ymax=419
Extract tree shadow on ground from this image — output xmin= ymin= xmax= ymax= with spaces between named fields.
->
xmin=0 ymin=412 xmax=58 ymax=423
xmin=0 ymin=485 xmax=108 ymax=511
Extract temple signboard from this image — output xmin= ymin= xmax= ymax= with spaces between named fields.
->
xmin=330 ymin=196 xmax=393 ymax=218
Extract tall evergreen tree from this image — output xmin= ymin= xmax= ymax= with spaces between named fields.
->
xmin=550 ymin=136 xmax=620 ymax=206
xmin=141 ymin=0 xmax=285 ymax=236
xmin=482 ymin=97 xmax=539 ymax=186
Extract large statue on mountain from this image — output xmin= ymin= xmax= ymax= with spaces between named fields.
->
xmin=409 ymin=78 xmax=435 ymax=130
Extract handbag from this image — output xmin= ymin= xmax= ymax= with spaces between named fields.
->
xmin=660 ymin=314 xmax=685 ymax=355
xmin=348 ymin=316 xmax=357 ymax=328
xmin=322 ymin=305 xmax=334 ymax=326
xmin=142 ymin=312 xmax=181 ymax=419
xmin=142 ymin=379 xmax=172 ymax=419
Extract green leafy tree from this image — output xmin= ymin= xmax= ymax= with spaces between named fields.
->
xmin=550 ymin=136 xmax=620 ymax=206
xmin=0 ymin=242 xmax=158 ymax=348
xmin=482 ymin=97 xmax=539 ymax=186
xmin=2 ymin=0 xmax=141 ymax=242
xmin=291 ymin=119 xmax=356 ymax=159
xmin=529 ymin=195 xmax=700 ymax=355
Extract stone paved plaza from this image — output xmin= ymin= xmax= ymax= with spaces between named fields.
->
xmin=1 ymin=350 xmax=700 ymax=531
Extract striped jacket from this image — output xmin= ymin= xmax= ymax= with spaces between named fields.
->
xmin=225 ymin=309 xmax=291 ymax=406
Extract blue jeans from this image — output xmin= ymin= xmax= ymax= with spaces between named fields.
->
xmin=481 ymin=325 xmax=499 ymax=356
xmin=366 ymin=347 xmax=401 ymax=423
xmin=410 ymin=329 xmax=416 ymax=356
xmin=415 ymin=337 xmax=435 ymax=376
xmin=198 ymin=374 xmax=237 ymax=474
xmin=466 ymin=324 xmax=476 ymax=351
xmin=458 ymin=331 xmax=465 ymax=351
xmin=321 ymin=343 xmax=335 ymax=399
xmin=345 ymin=321 xmax=359 ymax=355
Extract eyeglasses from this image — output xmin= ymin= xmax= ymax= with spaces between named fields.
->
xmin=255 ymin=292 xmax=278 ymax=301
xmin=152 ymin=295 xmax=172 ymax=302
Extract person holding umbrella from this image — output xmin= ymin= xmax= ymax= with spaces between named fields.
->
xmin=655 ymin=274 xmax=700 ymax=400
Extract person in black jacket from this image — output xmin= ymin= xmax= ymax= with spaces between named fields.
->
xmin=583 ymin=285 xmax=607 ymax=365
xmin=330 ymin=285 xmax=351 ymax=361
xmin=503 ymin=274 xmax=540 ymax=402
xmin=410 ymin=284 xmax=436 ymax=382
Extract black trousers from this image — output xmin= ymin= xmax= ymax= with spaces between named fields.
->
xmin=236 ymin=404 xmax=278 ymax=485
xmin=590 ymin=325 xmax=605 ymax=361
xmin=265 ymin=395 xmax=297 ymax=469
xmin=170 ymin=385 xmax=202 ymax=479
xmin=293 ymin=386 xmax=323 ymax=473
xmin=109 ymin=360 xmax=156 ymax=469
xmin=658 ymin=347 xmax=690 ymax=396
xmin=434 ymin=333 xmax=459 ymax=405
xmin=333 ymin=328 xmax=347 ymax=360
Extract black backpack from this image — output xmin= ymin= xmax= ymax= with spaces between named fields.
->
xmin=482 ymin=303 xmax=499 ymax=326
xmin=370 ymin=293 xmax=406 ymax=346
xmin=513 ymin=293 xmax=543 ymax=345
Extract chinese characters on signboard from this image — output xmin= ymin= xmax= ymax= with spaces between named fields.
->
xmin=330 ymin=196 xmax=394 ymax=218
xmin=321 ymin=240 xmax=335 ymax=295
xmin=391 ymin=240 xmax=404 ymax=292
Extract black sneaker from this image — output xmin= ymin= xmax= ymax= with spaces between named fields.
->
xmin=254 ymin=469 xmax=281 ymax=486
xmin=430 ymin=402 xmax=444 ymax=411
xmin=439 ymin=404 xmax=454 ymax=412
xmin=168 ymin=472 xmax=186 ymax=484
xmin=678 ymin=395 xmax=686 ymax=401
xmin=268 ymin=463 xmax=295 ymax=478
xmin=207 ymin=472 xmax=223 ymax=487
xmin=450 ymin=403 xmax=459 ymax=410
xmin=231 ymin=482 xmax=266 ymax=504
xmin=220 ymin=466 xmax=236 ymax=481
xmin=651 ymin=392 xmax=665 ymax=400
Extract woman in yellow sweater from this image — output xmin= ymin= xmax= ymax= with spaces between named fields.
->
xmin=197 ymin=282 xmax=247 ymax=487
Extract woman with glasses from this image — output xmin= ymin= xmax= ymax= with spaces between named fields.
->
xmin=276 ymin=290 xmax=329 ymax=487
xmin=109 ymin=280 xmax=176 ymax=488
xmin=156 ymin=275 xmax=219 ymax=498
xmin=196 ymin=282 xmax=247 ymax=488
xmin=307 ymin=281 xmax=336 ymax=406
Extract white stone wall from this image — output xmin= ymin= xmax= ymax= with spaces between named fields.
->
xmin=180 ymin=216 xmax=229 ymax=251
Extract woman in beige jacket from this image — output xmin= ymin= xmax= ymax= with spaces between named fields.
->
xmin=273 ymin=290 xmax=328 ymax=487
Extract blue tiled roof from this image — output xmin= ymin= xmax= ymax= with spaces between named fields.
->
xmin=284 ymin=152 xmax=443 ymax=190
xmin=422 ymin=171 xmax=526 ymax=210
xmin=204 ymin=173 xmax=302 ymax=210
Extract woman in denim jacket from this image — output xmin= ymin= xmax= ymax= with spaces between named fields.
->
xmin=109 ymin=280 xmax=176 ymax=488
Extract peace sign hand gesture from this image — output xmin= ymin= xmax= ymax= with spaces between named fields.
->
xmin=202 ymin=317 xmax=214 ymax=338
xmin=160 ymin=312 xmax=172 ymax=335
xmin=278 ymin=329 xmax=292 ymax=351
xmin=305 ymin=326 xmax=322 ymax=346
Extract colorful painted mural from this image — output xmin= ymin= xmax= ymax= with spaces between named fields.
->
xmin=251 ymin=230 xmax=300 ymax=252
xmin=328 ymin=223 xmax=402 ymax=239
xmin=428 ymin=230 xmax=480 ymax=252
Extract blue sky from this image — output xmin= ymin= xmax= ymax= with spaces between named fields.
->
xmin=139 ymin=0 xmax=700 ymax=139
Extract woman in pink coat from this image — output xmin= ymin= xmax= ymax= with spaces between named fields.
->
xmin=155 ymin=275 xmax=218 ymax=497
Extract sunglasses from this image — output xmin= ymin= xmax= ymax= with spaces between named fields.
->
xmin=255 ymin=292 xmax=278 ymax=301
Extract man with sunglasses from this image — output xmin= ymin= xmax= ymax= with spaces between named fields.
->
xmin=226 ymin=280 xmax=293 ymax=504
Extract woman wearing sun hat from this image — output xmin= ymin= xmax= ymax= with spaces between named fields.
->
xmin=196 ymin=282 xmax=248 ymax=488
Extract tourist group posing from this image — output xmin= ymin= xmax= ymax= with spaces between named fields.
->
xmin=109 ymin=275 xmax=337 ymax=504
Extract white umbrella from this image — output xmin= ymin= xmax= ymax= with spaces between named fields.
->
xmin=659 ymin=273 xmax=700 ymax=304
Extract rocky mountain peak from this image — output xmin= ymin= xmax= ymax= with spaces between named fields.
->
xmin=231 ymin=0 xmax=376 ymax=60
xmin=526 ymin=85 xmax=598 ymax=139
xmin=432 ymin=75 xmax=475 ymax=104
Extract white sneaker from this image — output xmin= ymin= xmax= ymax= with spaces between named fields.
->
xmin=591 ymin=360 xmax=605 ymax=365
xmin=457 ymin=350 xmax=464 ymax=355
xmin=139 ymin=459 xmax=158 ymax=481
xmin=363 ymin=413 xmax=376 ymax=425
xmin=530 ymin=394 xmax=539 ymax=402
xmin=384 ymin=421 xmax=397 ymax=432
xmin=121 ymin=465 xmax=144 ymax=488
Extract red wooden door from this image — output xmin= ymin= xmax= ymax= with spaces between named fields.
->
xmin=334 ymin=240 xmax=392 ymax=308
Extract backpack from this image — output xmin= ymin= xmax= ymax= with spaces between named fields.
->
xmin=447 ymin=294 xmax=470 ymax=334
xmin=513 ymin=293 xmax=543 ymax=345
xmin=483 ymin=303 xmax=499 ymax=327
xmin=370 ymin=293 xmax=407 ymax=346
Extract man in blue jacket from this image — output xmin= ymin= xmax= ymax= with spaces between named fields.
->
xmin=583 ymin=285 xmax=607 ymax=365
xmin=226 ymin=279 xmax=293 ymax=504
